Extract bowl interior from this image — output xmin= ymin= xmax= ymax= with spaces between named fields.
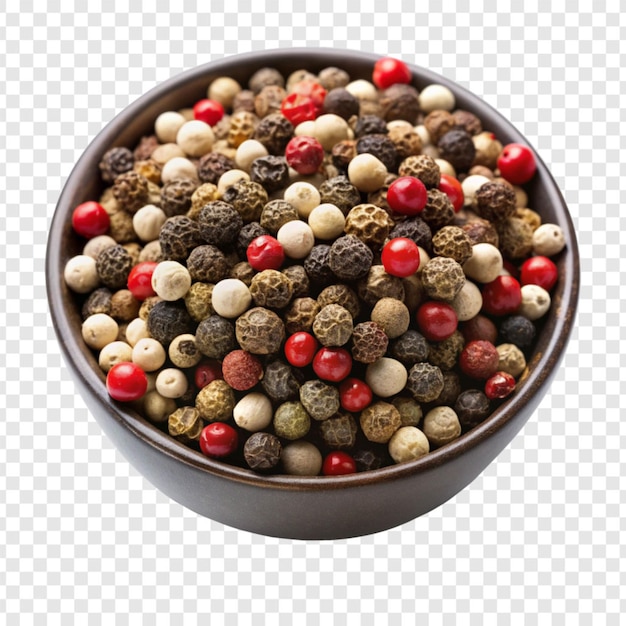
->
xmin=46 ymin=48 xmax=580 ymax=492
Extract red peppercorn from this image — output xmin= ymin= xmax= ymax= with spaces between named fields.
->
xmin=381 ymin=237 xmax=421 ymax=277
xmin=284 ymin=332 xmax=319 ymax=368
xmin=199 ymin=422 xmax=239 ymax=458
xmin=460 ymin=314 xmax=498 ymax=344
xmin=222 ymin=350 xmax=264 ymax=391
xmin=497 ymin=143 xmax=536 ymax=185
xmin=416 ymin=301 xmax=458 ymax=341
xmin=280 ymin=92 xmax=318 ymax=126
xmin=485 ymin=371 xmax=516 ymax=399
xmin=519 ymin=255 xmax=558 ymax=291
xmin=386 ymin=176 xmax=428 ymax=216
xmin=438 ymin=173 xmax=464 ymax=212
xmin=459 ymin=340 xmax=500 ymax=379
xmin=481 ymin=275 xmax=522 ymax=316
xmin=372 ymin=57 xmax=412 ymax=89
xmin=72 ymin=201 xmax=110 ymax=239
xmin=339 ymin=377 xmax=373 ymax=412
xmin=194 ymin=359 xmax=223 ymax=389
xmin=193 ymin=98 xmax=225 ymax=126
xmin=246 ymin=235 xmax=285 ymax=271
xmin=322 ymin=451 xmax=357 ymax=476
xmin=285 ymin=136 xmax=325 ymax=175
xmin=127 ymin=261 xmax=158 ymax=301
xmin=291 ymin=80 xmax=327 ymax=113
xmin=312 ymin=347 xmax=353 ymax=382
xmin=106 ymin=361 xmax=148 ymax=402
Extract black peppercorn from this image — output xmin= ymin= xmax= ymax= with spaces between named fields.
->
xmin=437 ymin=129 xmax=476 ymax=173
xmin=353 ymin=115 xmax=388 ymax=138
xmin=82 ymin=287 xmax=112 ymax=319
xmin=498 ymin=315 xmax=536 ymax=351
xmin=197 ymin=200 xmax=243 ymax=248
xmin=454 ymin=388 xmax=491 ymax=431
xmin=390 ymin=330 xmax=429 ymax=366
xmin=262 ymin=359 xmax=301 ymax=403
xmin=323 ymin=88 xmax=360 ymax=120
xmin=452 ymin=109 xmax=483 ymax=136
xmin=147 ymin=300 xmax=196 ymax=347
xmin=243 ymin=432 xmax=282 ymax=471
xmin=252 ymin=113 xmax=294 ymax=155
xmin=99 ymin=146 xmax=135 ymax=183
xmin=197 ymin=151 xmax=236 ymax=185
xmin=388 ymin=217 xmax=433 ymax=252
xmin=328 ymin=235 xmax=373 ymax=281
xmin=318 ymin=175 xmax=361 ymax=215
xmin=259 ymin=199 xmax=299 ymax=234
xmin=195 ymin=314 xmax=236 ymax=359
xmin=318 ymin=412 xmax=358 ymax=450
xmin=406 ymin=362 xmax=444 ymax=403
xmin=133 ymin=135 xmax=159 ymax=162
xmin=430 ymin=370 xmax=462 ymax=407
xmin=250 ymin=155 xmax=290 ymax=192
xmin=222 ymin=179 xmax=269 ymax=223
xmin=299 ymin=379 xmax=340 ymax=421
xmin=317 ymin=284 xmax=360 ymax=319
xmin=421 ymin=189 xmax=455 ymax=231
xmin=356 ymin=134 xmax=398 ymax=172
xmin=473 ymin=181 xmax=517 ymax=223
xmin=96 ymin=244 xmax=133 ymax=290
xmin=160 ymin=178 xmax=198 ymax=217
xmin=186 ymin=245 xmax=230 ymax=283
xmin=331 ymin=140 xmax=357 ymax=171
xmin=353 ymin=446 xmax=388 ymax=472
xmin=304 ymin=244 xmax=334 ymax=286
xmin=159 ymin=215 xmax=204 ymax=262
xmin=236 ymin=221 xmax=270 ymax=258
xmin=351 ymin=321 xmax=389 ymax=363
xmin=248 ymin=67 xmax=285 ymax=94
xmin=282 ymin=265 xmax=310 ymax=299
xmin=254 ymin=84 xmax=288 ymax=118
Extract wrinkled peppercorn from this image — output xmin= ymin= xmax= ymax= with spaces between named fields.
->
xmin=428 ymin=330 xmax=465 ymax=370
xmin=250 ymin=269 xmax=294 ymax=309
xmin=406 ymin=362 xmax=444 ymax=403
xmin=110 ymin=289 xmax=140 ymax=322
xmin=160 ymin=178 xmax=198 ymax=217
xmin=319 ymin=412 xmax=358 ymax=450
xmin=452 ymin=109 xmax=482 ymax=136
xmin=99 ymin=146 xmax=135 ymax=183
xmin=195 ymin=314 xmax=236 ymax=359
xmin=344 ymin=204 xmax=392 ymax=247
xmin=317 ymin=284 xmax=360 ymax=319
xmin=356 ymin=134 xmax=398 ymax=172
xmin=454 ymin=388 xmax=491 ymax=431
xmin=227 ymin=110 xmax=258 ymax=148
xmin=357 ymin=264 xmax=405 ymax=307
xmin=353 ymin=446 xmax=387 ymax=472
xmin=318 ymin=66 xmax=350 ymax=90
xmin=236 ymin=306 xmax=285 ymax=354
xmin=318 ymin=176 xmax=361 ymax=215
xmin=184 ymin=282 xmax=214 ymax=322
xmin=398 ymin=154 xmax=441 ymax=189
xmin=496 ymin=217 xmax=534 ymax=260
xmin=438 ymin=129 xmax=476 ymax=173
xmin=387 ymin=125 xmax=422 ymax=160
xmin=222 ymin=179 xmax=269 ymax=223
xmin=82 ymin=287 xmax=112 ymax=319
xmin=249 ymin=66 xmax=285 ymax=93
xmin=186 ymin=245 xmax=230 ymax=283
xmin=353 ymin=115 xmax=388 ymax=138
xmin=244 ymin=432 xmax=282 ymax=471
xmin=461 ymin=217 xmax=500 ymax=247
xmin=189 ymin=183 xmax=220 ymax=218
xmin=432 ymin=225 xmax=473 ymax=264
xmin=380 ymin=83 xmax=420 ymax=123
xmin=232 ymin=89 xmax=256 ymax=114
xmin=421 ymin=188 xmax=455 ymax=230
xmin=474 ymin=181 xmax=516 ymax=223
xmin=254 ymin=84 xmax=287 ymax=118
xmin=388 ymin=217 xmax=433 ymax=252
xmin=351 ymin=321 xmax=389 ymax=363
xmin=262 ymin=359 xmax=301 ymax=403
xmin=331 ymin=140 xmax=357 ymax=170
xmin=304 ymin=244 xmax=334 ymax=286
xmin=360 ymin=401 xmax=402 ymax=444
xmin=196 ymin=379 xmax=235 ymax=422
xmin=328 ymin=235 xmax=373 ymax=281
xmin=253 ymin=113 xmax=294 ymax=155
xmin=391 ymin=396 xmax=423 ymax=427
xmin=299 ymin=379 xmax=340 ymax=421
xmin=260 ymin=199 xmax=299 ymax=234
xmin=312 ymin=303 xmax=353 ymax=347
xmin=159 ymin=215 xmax=204 ymax=262
xmin=250 ymin=155 xmax=290 ymax=192
xmin=198 ymin=151 xmax=236 ymax=185
xmin=112 ymin=170 xmax=150 ymax=214
xmin=133 ymin=135 xmax=159 ymax=162
xmin=197 ymin=200 xmax=243 ymax=247
xmin=424 ymin=109 xmax=456 ymax=144
xmin=421 ymin=256 xmax=465 ymax=302
xmin=168 ymin=406 xmax=204 ymax=444
xmin=284 ymin=297 xmax=320 ymax=334
xmin=147 ymin=300 xmax=196 ymax=347
xmin=389 ymin=329 xmax=429 ymax=365
xmin=134 ymin=159 xmax=162 ymax=186
xmin=236 ymin=221 xmax=270 ymax=258
xmin=430 ymin=370 xmax=462 ymax=407
xmin=282 ymin=265 xmax=310 ymax=299
xmin=96 ymin=244 xmax=133 ymax=289
xmin=273 ymin=401 xmax=311 ymax=440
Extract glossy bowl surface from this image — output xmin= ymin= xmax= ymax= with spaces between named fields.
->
xmin=46 ymin=48 xmax=579 ymax=539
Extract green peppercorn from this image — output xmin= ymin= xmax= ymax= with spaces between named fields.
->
xmin=273 ymin=401 xmax=311 ymax=440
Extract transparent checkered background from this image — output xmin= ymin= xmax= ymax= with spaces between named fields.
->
xmin=1 ymin=1 xmax=623 ymax=623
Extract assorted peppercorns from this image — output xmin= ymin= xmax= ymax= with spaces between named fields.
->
xmin=64 ymin=56 xmax=566 ymax=477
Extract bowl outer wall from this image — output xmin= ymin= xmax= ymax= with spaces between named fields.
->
xmin=46 ymin=48 xmax=579 ymax=540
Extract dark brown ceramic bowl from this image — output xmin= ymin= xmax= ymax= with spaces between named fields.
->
xmin=46 ymin=48 xmax=579 ymax=540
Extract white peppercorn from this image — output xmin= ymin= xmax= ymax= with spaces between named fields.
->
xmin=168 ymin=334 xmax=202 ymax=369
xmin=294 ymin=120 xmax=317 ymax=137
xmin=347 ymin=153 xmax=388 ymax=192
xmin=307 ymin=203 xmax=346 ymax=240
xmin=280 ymin=440 xmax=323 ymax=476
xmin=235 ymin=139 xmax=269 ymax=172
xmin=217 ymin=168 xmax=250 ymax=196
xmin=532 ymin=223 xmax=566 ymax=256
xmin=142 ymin=390 xmax=178 ymax=424
xmin=496 ymin=343 xmax=527 ymax=378
xmin=152 ymin=144 xmax=187 ymax=166
xmin=132 ymin=205 xmax=167 ymax=242
xmin=283 ymin=181 xmax=321 ymax=218
xmin=462 ymin=243 xmax=503 ymax=283
xmin=82 ymin=313 xmax=119 ymax=350
xmin=450 ymin=279 xmax=483 ymax=321
xmin=160 ymin=156 xmax=199 ymax=184
xmin=208 ymin=76 xmax=242 ymax=108
xmin=132 ymin=337 xmax=167 ymax=372
xmin=388 ymin=426 xmax=430 ymax=464
xmin=461 ymin=174 xmax=491 ymax=206
xmin=418 ymin=84 xmax=456 ymax=113
xmin=83 ymin=235 xmax=117 ymax=260
xmin=64 ymin=255 xmax=100 ymax=293
xmin=422 ymin=406 xmax=462 ymax=448
xmin=435 ymin=158 xmax=456 ymax=178
xmin=518 ymin=284 xmax=551 ymax=320
xmin=98 ymin=340 xmax=133 ymax=372
xmin=151 ymin=261 xmax=192 ymax=301
xmin=211 ymin=278 xmax=252 ymax=318
xmin=155 ymin=111 xmax=186 ymax=143
xmin=414 ymin=124 xmax=432 ymax=147
xmin=233 ymin=392 xmax=274 ymax=432
xmin=176 ymin=120 xmax=215 ymax=157
xmin=276 ymin=220 xmax=315 ymax=259
xmin=313 ymin=113 xmax=352 ymax=151
xmin=155 ymin=367 xmax=189 ymax=399
xmin=365 ymin=357 xmax=408 ymax=398
xmin=345 ymin=79 xmax=377 ymax=101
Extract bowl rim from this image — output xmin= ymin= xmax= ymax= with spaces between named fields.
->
xmin=46 ymin=46 xmax=580 ymax=492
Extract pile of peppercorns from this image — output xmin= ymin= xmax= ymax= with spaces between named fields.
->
xmin=64 ymin=56 xmax=567 ymax=477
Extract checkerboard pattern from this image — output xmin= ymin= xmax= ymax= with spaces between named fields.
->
xmin=1 ymin=2 xmax=623 ymax=623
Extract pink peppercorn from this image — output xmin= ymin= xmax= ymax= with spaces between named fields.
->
xmin=222 ymin=350 xmax=264 ymax=391
xmin=459 ymin=340 xmax=500 ymax=379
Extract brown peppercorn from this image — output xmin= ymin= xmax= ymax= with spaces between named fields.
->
xmin=331 ymin=139 xmax=357 ymax=170
xmin=99 ymin=146 xmax=134 ymax=183
xmin=472 ymin=131 xmax=503 ymax=169
xmin=357 ymin=264 xmax=405 ymax=307
xmin=236 ymin=306 xmax=285 ymax=354
xmin=184 ymin=282 xmax=215 ymax=322
xmin=197 ymin=200 xmax=244 ymax=248
xmin=147 ymin=300 xmax=195 ymax=347
xmin=252 ymin=113 xmax=294 ymax=155
xmin=250 ymin=155 xmax=290 ymax=192
xmin=196 ymin=379 xmax=235 ymax=422
xmin=318 ymin=175 xmax=361 ymax=215
xmin=430 ymin=370 xmax=462 ymax=407
xmin=496 ymin=217 xmax=534 ymax=260
xmin=319 ymin=412 xmax=358 ymax=450
xmin=351 ymin=321 xmax=389 ymax=363
xmin=468 ymin=165 xmax=495 ymax=179
xmin=460 ymin=314 xmax=498 ymax=345
xmin=312 ymin=304 xmax=353 ymax=347
xmin=391 ymin=396 xmax=423 ymax=428
xmin=344 ymin=204 xmax=393 ymax=247
xmin=360 ymin=401 xmax=402 ymax=444
xmin=473 ymin=181 xmax=516 ymax=223
xmin=421 ymin=256 xmax=465 ymax=302
xmin=367 ymin=172 xmax=398 ymax=213
xmin=328 ymin=235 xmax=374 ymax=281
xmin=243 ymin=432 xmax=282 ymax=471
xmin=195 ymin=314 xmax=235 ymax=359
xmin=229 ymin=261 xmax=256 ymax=286
xmin=259 ymin=199 xmax=299 ymax=234
xmin=304 ymin=244 xmax=334 ymax=286
xmin=424 ymin=109 xmax=456 ymax=144
xmin=138 ymin=295 xmax=162 ymax=322
xmin=96 ymin=244 xmax=133 ymax=290
xmin=222 ymin=179 xmax=269 ymax=223
xmin=186 ymin=245 xmax=230 ymax=283
xmin=254 ymin=84 xmax=287 ymax=118
xmin=189 ymin=183 xmax=220 ymax=218
xmin=390 ymin=330 xmax=429 ymax=365
xmin=398 ymin=154 xmax=441 ymax=189
xmin=262 ymin=359 xmax=301 ymax=403
xmin=323 ymin=87 xmax=360 ymax=120
xmin=160 ymin=178 xmax=198 ymax=217
xmin=284 ymin=297 xmax=320 ymax=334
xmin=461 ymin=217 xmax=500 ymax=247
xmin=514 ymin=207 xmax=542 ymax=232
xmin=422 ymin=188 xmax=455 ymax=230
xmin=133 ymin=159 xmax=162 ymax=185
xmin=282 ymin=265 xmax=310 ymax=299
xmin=432 ymin=225 xmax=473 ymax=264
xmin=427 ymin=330 xmax=465 ymax=370
xmin=248 ymin=66 xmax=285 ymax=93
xmin=111 ymin=170 xmax=150 ymax=214
xmin=387 ymin=125 xmax=422 ymax=160
xmin=437 ymin=129 xmax=476 ymax=173
xmin=406 ymin=362 xmax=444 ymax=403
xmin=82 ymin=287 xmax=112 ymax=319
xmin=249 ymin=269 xmax=294 ymax=309
xmin=107 ymin=208 xmax=136 ymax=244
xmin=454 ymin=388 xmax=491 ymax=431
xmin=452 ymin=109 xmax=482 ymax=135
xmin=380 ymin=83 xmax=421 ymax=124
xmin=197 ymin=151 xmax=236 ymax=185
xmin=168 ymin=406 xmax=204 ymax=444
xmin=232 ymin=89 xmax=256 ymax=114
xmin=318 ymin=66 xmax=351 ymax=90
xmin=370 ymin=297 xmax=410 ymax=339
xmin=299 ymin=379 xmax=340 ymax=421
xmin=133 ymin=135 xmax=160 ymax=162
xmin=227 ymin=110 xmax=259 ymax=148
xmin=159 ymin=215 xmax=204 ymax=262
xmin=317 ymin=284 xmax=360 ymax=319
xmin=110 ymin=289 xmax=140 ymax=322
